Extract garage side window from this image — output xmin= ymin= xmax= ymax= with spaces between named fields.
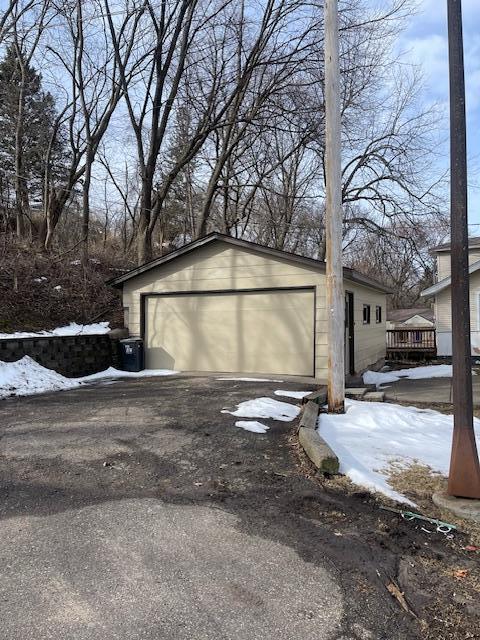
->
xmin=363 ymin=304 xmax=371 ymax=325
xmin=376 ymin=305 xmax=382 ymax=323
xmin=123 ymin=307 xmax=129 ymax=330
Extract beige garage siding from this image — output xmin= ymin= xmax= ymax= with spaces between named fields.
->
xmin=122 ymin=241 xmax=386 ymax=379
xmin=350 ymin=284 xmax=387 ymax=372
xmin=145 ymin=289 xmax=315 ymax=375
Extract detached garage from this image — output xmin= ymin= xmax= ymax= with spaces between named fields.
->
xmin=109 ymin=234 xmax=389 ymax=380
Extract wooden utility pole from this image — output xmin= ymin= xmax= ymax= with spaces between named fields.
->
xmin=324 ymin=0 xmax=345 ymax=412
xmin=447 ymin=0 xmax=480 ymax=498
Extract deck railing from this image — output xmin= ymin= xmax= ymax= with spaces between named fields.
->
xmin=386 ymin=328 xmax=436 ymax=352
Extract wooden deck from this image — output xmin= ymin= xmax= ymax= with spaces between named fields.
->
xmin=386 ymin=328 xmax=436 ymax=358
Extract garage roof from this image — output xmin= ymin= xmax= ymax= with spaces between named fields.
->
xmin=108 ymin=233 xmax=392 ymax=294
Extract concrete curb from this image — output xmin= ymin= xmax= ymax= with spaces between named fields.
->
xmin=297 ymin=401 xmax=340 ymax=474
xmin=432 ymin=491 xmax=480 ymax=524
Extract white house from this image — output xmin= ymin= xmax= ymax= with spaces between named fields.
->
xmin=421 ymin=237 xmax=480 ymax=357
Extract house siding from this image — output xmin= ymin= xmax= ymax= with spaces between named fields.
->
xmin=122 ymin=241 xmax=386 ymax=379
xmin=434 ymin=269 xmax=480 ymax=356
xmin=437 ymin=250 xmax=480 ymax=280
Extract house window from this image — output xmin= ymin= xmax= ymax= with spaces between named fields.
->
xmin=363 ymin=304 xmax=371 ymax=325
xmin=376 ymin=305 xmax=382 ymax=323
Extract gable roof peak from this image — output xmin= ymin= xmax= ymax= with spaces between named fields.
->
xmin=107 ymin=233 xmax=391 ymax=293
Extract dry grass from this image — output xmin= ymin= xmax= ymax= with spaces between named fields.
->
xmin=387 ymin=462 xmax=447 ymax=500
xmin=385 ymin=462 xmax=480 ymax=546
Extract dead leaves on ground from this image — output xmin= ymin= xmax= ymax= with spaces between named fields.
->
xmin=452 ymin=568 xmax=469 ymax=580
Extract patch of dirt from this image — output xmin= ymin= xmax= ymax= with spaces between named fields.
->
xmin=386 ymin=463 xmax=480 ymax=545
xmin=291 ymin=433 xmax=480 ymax=640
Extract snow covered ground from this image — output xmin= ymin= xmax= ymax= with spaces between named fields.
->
xmin=0 ymin=356 xmax=176 ymax=399
xmin=216 ymin=377 xmax=283 ymax=382
xmin=234 ymin=420 xmax=270 ymax=433
xmin=222 ymin=397 xmax=301 ymax=422
xmin=318 ymin=399 xmax=480 ymax=504
xmin=0 ymin=322 xmax=111 ymax=339
xmin=363 ymin=364 xmax=455 ymax=387
xmin=274 ymin=390 xmax=311 ymax=399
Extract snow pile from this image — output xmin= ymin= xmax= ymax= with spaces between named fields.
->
xmin=0 ymin=356 xmax=80 ymax=398
xmin=222 ymin=397 xmax=300 ymax=422
xmin=216 ymin=377 xmax=283 ymax=382
xmin=0 ymin=322 xmax=111 ymax=339
xmin=0 ymin=356 xmax=177 ymax=399
xmin=274 ymin=390 xmax=311 ymax=399
xmin=234 ymin=420 xmax=269 ymax=433
xmin=363 ymin=364 xmax=454 ymax=387
xmin=78 ymin=367 xmax=177 ymax=382
xmin=318 ymin=399 xmax=480 ymax=504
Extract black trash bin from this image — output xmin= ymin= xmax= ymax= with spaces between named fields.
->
xmin=119 ymin=338 xmax=144 ymax=372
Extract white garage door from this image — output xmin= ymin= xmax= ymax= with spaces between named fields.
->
xmin=144 ymin=288 xmax=315 ymax=376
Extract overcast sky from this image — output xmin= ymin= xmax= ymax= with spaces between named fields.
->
xmin=397 ymin=0 xmax=480 ymax=227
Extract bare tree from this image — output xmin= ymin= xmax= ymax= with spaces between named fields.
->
xmin=7 ymin=0 xmax=56 ymax=237
xmin=194 ymin=0 xmax=318 ymax=237
xmin=40 ymin=0 xmax=147 ymax=254
xmin=0 ymin=0 xmax=448 ymax=284
xmin=345 ymin=217 xmax=449 ymax=308
xmin=0 ymin=0 xmax=38 ymax=45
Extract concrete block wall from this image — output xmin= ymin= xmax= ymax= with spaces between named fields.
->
xmin=0 ymin=334 xmax=119 ymax=377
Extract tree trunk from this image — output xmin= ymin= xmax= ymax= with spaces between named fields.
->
xmin=81 ymin=152 xmax=93 ymax=268
xmin=136 ymin=170 xmax=155 ymax=264
xmin=14 ymin=83 xmax=25 ymax=238
xmin=137 ymin=220 xmax=152 ymax=264
xmin=44 ymin=187 xmax=68 ymax=251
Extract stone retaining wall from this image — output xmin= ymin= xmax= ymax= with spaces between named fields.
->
xmin=0 ymin=334 xmax=120 ymax=377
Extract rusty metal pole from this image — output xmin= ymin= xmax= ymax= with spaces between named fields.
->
xmin=447 ymin=0 xmax=480 ymax=498
xmin=324 ymin=0 xmax=345 ymax=413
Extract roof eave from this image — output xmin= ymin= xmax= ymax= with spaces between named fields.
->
xmin=421 ymin=258 xmax=480 ymax=298
xmin=107 ymin=233 xmax=391 ymax=294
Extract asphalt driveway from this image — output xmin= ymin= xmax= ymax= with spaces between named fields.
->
xmin=0 ymin=376 xmax=426 ymax=639
xmin=383 ymin=374 xmax=480 ymax=407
